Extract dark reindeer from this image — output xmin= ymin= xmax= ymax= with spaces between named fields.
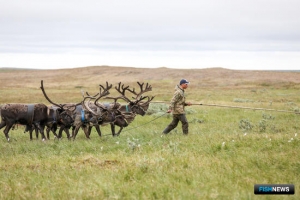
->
xmin=0 ymin=103 xmax=49 ymax=141
xmin=104 ymin=82 xmax=154 ymax=136
xmin=71 ymin=82 xmax=128 ymax=139
xmin=25 ymin=105 xmax=75 ymax=140
xmin=45 ymin=105 xmax=76 ymax=140
xmin=40 ymin=80 xmax=76 ymax=140
xmin=24 ymin=105 xmax=73 ymax=140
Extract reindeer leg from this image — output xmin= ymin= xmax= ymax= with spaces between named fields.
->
xmin=48 ymin=123 xmax=58 ymax=139
xmin=94 ymin=125 xmax=102 ymax=137
xmin=46 ymin=127 xmax=51 ymax=140
xmin=29 ymin=127 xmax=33 ymax=140
xmin=116 ymin=126 xmax=123 ymax=136
xmin=73 ymin=125 xmax=81 ymax=140
xmin=3 ymin=123 xmax=13 ymax=142
xmin=24 ymin=125 xmax=30 ymax=133
xmin=63 ymin=127 xmax=71 ymax=140
xmin=82 ymin=125 xmax=90 ymax=139
xmin=57 ymin=126 xmax=64 ymax=139
xmin=88 ymin=126 xmax=92 ymax=136
xmin=110 ymin=123 xmax=116 ymax=137
xmin=70 ymin=126 xmax=75 ymax=139
xmin=57 ymin=126 xmax=63 ymax=139
xmin=35 ymin=126 xmax=39 ymax=139
xmin=34 ymin=122 xmax=46 ymax=141
xmin=25 ymin=125 xmax=33 ymax=140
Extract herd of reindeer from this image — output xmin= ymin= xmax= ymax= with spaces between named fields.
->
xmin=0 ymin=80 xmax=155 ymax=142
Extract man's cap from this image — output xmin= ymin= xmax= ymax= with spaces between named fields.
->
xmin=180 ymin=79 xmax=189 ymax=85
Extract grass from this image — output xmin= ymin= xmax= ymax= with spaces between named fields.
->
xmin=0 ymin=66 xmax=300 ymax=199
xmin=0 ymin=107 xmax=299 ymax=199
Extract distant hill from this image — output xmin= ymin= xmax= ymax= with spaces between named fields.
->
xmin=1 ymin=66 xmax=300 ymax=88
xmin=1 ymin=65 xmax=300 ymax=104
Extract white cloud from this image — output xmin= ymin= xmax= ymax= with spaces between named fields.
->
xmin=0 ymin=0 xmax=300 ymax=69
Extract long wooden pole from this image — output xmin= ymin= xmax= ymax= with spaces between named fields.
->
xmin=193 ymin=103 xmax=299 ymax=114
xmin=150 ymin=101 xmax=300 ymax=114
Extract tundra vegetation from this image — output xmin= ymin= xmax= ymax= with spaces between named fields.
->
xmin=0 ymin=66 xmax=299 ymax=199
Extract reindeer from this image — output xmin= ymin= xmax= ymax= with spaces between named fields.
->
xmin=71 ymin=82 xmax=128 ymax=139
xmin=39 ymin=80 xmax=76 ymax=140
xmin=24 ymin=105 xmax=73 ymax=140
xmin=0 ymin=103 xmax=49 ymax=141
xmin=104 ymin=82 xmax=155 ymax=136
xmin=83 ymin=100 xmax=128 ymax=137
xmin=44 ymin=105 xmax=76 ymax=140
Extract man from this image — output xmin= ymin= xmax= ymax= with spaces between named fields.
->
xmin=162 ymin=79 xmax=192 ymax=135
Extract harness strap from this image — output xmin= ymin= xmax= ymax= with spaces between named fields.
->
xmin=81 ymin=110 xmax=85 ymax=122
xmin=27 ymin=104 xmax=35 ymax=125
xmin=126 ymin=105 xmax=130 ymax=112
xmin=52 ymin=106 xmax=57 ymax=123
xmin=111 ymin=112 xmax=115 ymax=122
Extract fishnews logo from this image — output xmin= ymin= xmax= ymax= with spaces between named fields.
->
xmin=254 ymin=184 xmax=294 ymax=195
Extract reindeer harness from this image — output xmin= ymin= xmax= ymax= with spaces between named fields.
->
xmin=49 ymin=106 xmax=58 ymax=124
xmin=125 ymin=105 xmax=130 ymax=112
xmin=27 ymin=104 xmax=35 ymax=124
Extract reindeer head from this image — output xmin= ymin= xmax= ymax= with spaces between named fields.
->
xmin=104 ymin=82 xmax=154 ymax=116
xmin=102 ymin=82 xmax=137 ymax=115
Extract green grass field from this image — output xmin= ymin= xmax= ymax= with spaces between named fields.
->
xmin=0 ymin=67 xmax=300 ymax=199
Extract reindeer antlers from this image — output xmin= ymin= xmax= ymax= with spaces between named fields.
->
xmin=126 ymin=82 xmax=152 ymax=100
xmin=81 ymin=82 xmax=113 ymax=114
xmin=98 ymin=81 xmax=112 ymax=99
xmin=41 ymin=81 xmax=154 ymax=114
xmin=104 ymin=81 xmax=154 ymax=104
xmin=104 ymin=82 xmax=132 ymax=103
xmin=40 ymin=80 xmax=65 ymax=109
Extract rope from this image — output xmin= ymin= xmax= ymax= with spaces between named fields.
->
xmin=122 ymin=112 xmax=168 ymax=133
xmin=101 ymin=112 xmax=168 ymax=136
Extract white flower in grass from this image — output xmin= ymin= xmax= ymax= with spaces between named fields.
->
xmin=222 ymin=142 xmax=225 ymax=147
xmin=127 ymin=138 xmax=140 ymax=150
xmin=288 ymin=138 xmax=293 ymax=142
xmin=244 ymin=133 xmax=247 ymax=136
xmin=116 ymin=141 xmax=120 ymax=145
xmin=295 ymin=133 xmax=297 ymax=137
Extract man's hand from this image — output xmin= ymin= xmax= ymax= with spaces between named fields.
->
xmin=166 ymin=109 xmax=172 ymax=113
xmin=186 ymin=102 xmax=192 ymax=106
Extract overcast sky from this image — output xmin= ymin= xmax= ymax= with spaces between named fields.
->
xmin=0 ymin=0 xmax=300 ymax=70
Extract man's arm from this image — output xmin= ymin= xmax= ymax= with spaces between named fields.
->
xmin=167 ymin=91 xmax=180 ymax=113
